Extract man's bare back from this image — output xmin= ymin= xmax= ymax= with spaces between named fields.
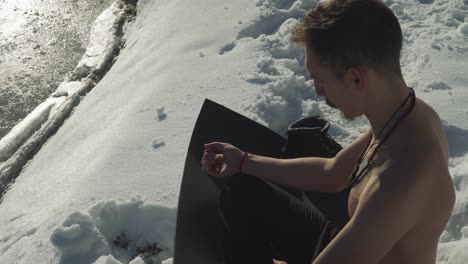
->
xmin=344 ymin=98 xmax=455 ymax=264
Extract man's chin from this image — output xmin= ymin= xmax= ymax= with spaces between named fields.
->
xmin=325 ymin=98 xmax=355 ymax=121
xmin=339 ymin=111 xmax=355 ymax=121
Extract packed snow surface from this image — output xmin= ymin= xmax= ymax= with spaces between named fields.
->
xmin=0 ymin=0 xmax=467 ymax=263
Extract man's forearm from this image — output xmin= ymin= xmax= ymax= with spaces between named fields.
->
xmin=241 ymin=154 xmax=341 ymax=192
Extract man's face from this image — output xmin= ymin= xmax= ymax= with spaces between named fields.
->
xmin=304 ymin=46 xmax=356 ymax=119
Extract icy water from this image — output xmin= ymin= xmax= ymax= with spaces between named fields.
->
xmin=0 ymin=0 xmax=114 ymax=139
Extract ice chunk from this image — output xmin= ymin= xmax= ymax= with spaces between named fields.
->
xmin=156 ymin=107 xmax=167 ymax=121
xmin=152 ymin=138 xmax=165 ymax=149
xmin=53 ymin=80 xmax=95 ymax=98
xmin=0 ymin=98 xmax=58 ymax=162
xmin=76 ymin=2 xmax=124 ymax=73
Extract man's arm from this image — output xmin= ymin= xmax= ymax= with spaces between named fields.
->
xmin=242 ymin=154 xmax=337 ymax=192
xmin=242 ymin=128 xmax=373 ymax=192
xmin=312 ymin=162 xmax=428 ymax=264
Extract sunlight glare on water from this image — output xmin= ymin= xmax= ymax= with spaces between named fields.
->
xmin=0 ymin=0 xmax=114 ymax=139
xmin=0 ymin=0 xmax=35 ymax=38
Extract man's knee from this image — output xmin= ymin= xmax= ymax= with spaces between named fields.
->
xmin=219 ymin=174 xmax=264 ymax=217
xmin=223 ymin=174 xmax=264 ymax=200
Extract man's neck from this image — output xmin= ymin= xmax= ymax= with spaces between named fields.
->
xmin=364 ymin=80 xmax=411 ymax=141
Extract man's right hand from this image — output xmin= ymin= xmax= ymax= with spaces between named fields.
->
xmin=201 ymin=142 xmax=244 ymax=177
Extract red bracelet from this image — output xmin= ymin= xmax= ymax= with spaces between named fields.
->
xmin=239 ymin=151 xmax=249 ymax=174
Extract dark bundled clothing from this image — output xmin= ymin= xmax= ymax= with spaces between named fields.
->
xmin=219 ymin=174 xmax=348 ymax=264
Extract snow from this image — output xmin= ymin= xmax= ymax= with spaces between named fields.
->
xmin=51 ymin=198 xmax=175 ymax=264
xmin=0 ymin=0 xmax=467 ymax=263
xmin=73 ymin=1 xmax=125 ymax=79
xmin=0 ymin=97 xmax=58 ymax=162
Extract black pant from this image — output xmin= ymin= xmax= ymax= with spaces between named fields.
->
xmin=219 ymin=174 xmax=348 ymax=264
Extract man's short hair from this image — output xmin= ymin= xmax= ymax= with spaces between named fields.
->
xmin=291 ymin=0 xmax=403 ymax=79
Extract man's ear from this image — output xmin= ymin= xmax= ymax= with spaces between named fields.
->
xmin=346 ymin=66 xmax=368 ymax=90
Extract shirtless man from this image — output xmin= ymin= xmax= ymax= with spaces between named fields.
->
xmin=202 ymin=0 xmax=455 ymax=263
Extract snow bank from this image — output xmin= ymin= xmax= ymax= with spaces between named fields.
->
xmin=51 ymin=198 xmax=175 ymax=264
xmin=0 ymin=98 xmax=59 ymax=162
xmin=72 ymin=1 xmax=125 ymax=79
xmin=51 ymin=211 xmax=110 ymax=264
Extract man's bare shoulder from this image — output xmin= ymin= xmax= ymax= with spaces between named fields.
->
xmin=369 ymin=96 xmax=455 ymax=221
xmin=385 ymin=97 xmax=448 ymax=166
xmin=409 ymin=98 xmax=448 ymax=153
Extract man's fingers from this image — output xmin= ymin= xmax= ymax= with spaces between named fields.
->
xmin=202 ymin=152 xmax=222 ymax=176
xmin=204 ymin=142 xmax=226 ymax=151
xmin=273 ymin=260 xmax=288 ymax=264
xmin=203 ymin=154 xmax=212 ymax=167
xmin=214 ymin=154 xmax=224 ymax=162
xmin=206 ymin=162 xmax=221 ymax=177
xmin=202 ymin=150 xmax=216 ymax=165
xmin=201 ymin=152 xmax=206 ymax=165
xmin=201 ymin=152 xmax=208 ymax=167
